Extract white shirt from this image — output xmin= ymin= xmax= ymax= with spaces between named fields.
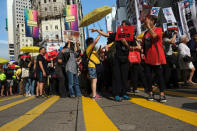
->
xmin=178 ymin=43 xmax=194 ymax=69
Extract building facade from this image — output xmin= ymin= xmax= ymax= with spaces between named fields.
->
xmin=7 ymin=0 xmax=32 ymax=61
xmin=105 ymin=7 xmax=117 ymax=33
xmin=116 ymin=0 xmax=127 ymax=27
xmin=33 ymin=0 xmax=85 ymax=50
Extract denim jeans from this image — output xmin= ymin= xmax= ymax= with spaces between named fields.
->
xmin=25 ymin=78 xmax=35 ymax=95
xmin=66 ymin=71 xmax=81 ymax=96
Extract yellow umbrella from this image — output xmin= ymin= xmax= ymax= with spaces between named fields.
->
xmin=20 ymin=46 xmax=40 ymax=53
xmin=79 ymin=6 xmax=112 ymax=27
xmin=0 ymin=58 xmax=10 ymax=64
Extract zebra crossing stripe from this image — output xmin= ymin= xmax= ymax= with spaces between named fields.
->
xmin=82 ymin=96 xmax=119 ymax=131
xmin=0 ymin=96 xmax=60 ymax=131
xmin=0 ymin=96 xmax=35 ymax=111
xmin=0 ymin=95 xmax=22 ymax=102
xmin=130 ymin=97 xmax=197 ymax=127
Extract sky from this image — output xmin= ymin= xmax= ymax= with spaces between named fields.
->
xmin=0 ymin=0 xmax=116 ymax=59
xmin=0 ymin=0 xmax=8 ymax=59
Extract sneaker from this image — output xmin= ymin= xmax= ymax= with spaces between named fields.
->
xmin=160 ymin=95 xmax=167 ymax=103
xmin=133 ymin=89 xmax=140 ymax=93
xmin=114 ymin=96 xmax=122 ymax=102
xmin=147 ymin=94 xmax=154 ymax=101
xmin=25 ymin=93 xmax=29 ymax=97
xmin=122 ymin=95 xmax=131 ymax=100
xmin=96 ymin=94 xmax=101 ymax=99
xmin=70 ymin=95 xmax=76 ymax=98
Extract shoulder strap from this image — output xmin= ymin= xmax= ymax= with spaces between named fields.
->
xmin=87 ymin=48 xmax=94 ymax=63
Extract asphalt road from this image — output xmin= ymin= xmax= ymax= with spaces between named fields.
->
xmin=0 ymin=87 xmax=197 ymax=131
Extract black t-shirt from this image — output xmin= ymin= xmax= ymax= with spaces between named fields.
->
xmin=56 ymin=52 xmax=63 ymax=72
xmin=5 ymin=68 xmax=14 ymax=80
xmin=36 ymin=54 xmax=48 ymax=74
xmin=108 ymin=33 xmax=135 ymax=57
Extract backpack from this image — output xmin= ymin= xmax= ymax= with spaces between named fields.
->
xmin=81 ymin=50 xmax=94 ymax=74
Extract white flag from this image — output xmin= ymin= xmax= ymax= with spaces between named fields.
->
xmin=163 ymin=7 xmax=177 ymax=23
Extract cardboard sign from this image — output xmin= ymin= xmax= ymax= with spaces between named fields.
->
xmin=115 ymin=26 xmax=135 ymax=41
xmin=150 ymin=7 xmax=160 ymax=16
xmin=45 ymin=50 xmax=58 ymax=61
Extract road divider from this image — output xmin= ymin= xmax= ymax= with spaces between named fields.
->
xmin=0 ymin=95 xmax=22 ymax=102
xmin=82 ymin=97 xmax=119 ymax=131
xmin=0 ymin=96 xmax=60 ymax=131
xmin=0 ymin=96 xmax=35 ymax=111
xmin=138 ymin=88 xmax=197 ymax=100
xmin=130 ymin=97 xmax=197 ymax=127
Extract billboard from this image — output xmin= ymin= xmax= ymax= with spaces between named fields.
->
xmin=24 ymin=9 xmax=39 ymax=38
xmin=64 ymin=4 xmax=79 ymax=31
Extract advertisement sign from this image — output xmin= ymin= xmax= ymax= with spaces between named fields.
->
xmin=115 ymin=26 xmax=135 ymax=41
xmin=24 ymin=9 xmax=39 ymax=38
xmin=163 ymin=7 xmax=177 ymax=23
xmin=64 ymin=4 xmax=79 ymax=31
xmin=66 ymin=16 xmax=75 ymax=23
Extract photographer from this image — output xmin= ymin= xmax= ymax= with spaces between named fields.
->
xmin=163 ymin=30 xmax=178 ymax=88
xmin=55 ymin=45 xmax=69 ymax=98
xmin=65 ymin=41 xmax=82 ymax=98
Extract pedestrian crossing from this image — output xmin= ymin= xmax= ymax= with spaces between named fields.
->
xmin=0 ymin=90 xmax=197 ymax=131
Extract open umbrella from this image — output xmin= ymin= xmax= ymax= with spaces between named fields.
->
xmin=79 ymin=6 xmax=112 ymax=27
xmin=0 ymin=58 xmax=10 ymax=64
xmin=20 ymin=46 xmax=40 ymax=53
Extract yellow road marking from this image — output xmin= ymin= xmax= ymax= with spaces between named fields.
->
xmin=0 ymin=95 xmax=22 ymax=102
xmin=130 ymin=97 xmax=197 ymax=127
xmin=138 ymin=88 xmax=197 ymax=100
xmin=0 ymin=97 xmax=35 ymax=111
xmin=82 ymin=97 xmax=119 ymax=131
xmin=0 ymin=96 xmax=60 ymax=131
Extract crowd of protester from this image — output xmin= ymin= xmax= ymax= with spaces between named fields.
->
xmin=0 ymin=15 xmax=197 ymax=103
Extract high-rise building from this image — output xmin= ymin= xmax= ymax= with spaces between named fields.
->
xmin=105 ymin=7 xmax=116 ymax=33
xmin=7 ymin=0 xmax=32 ymax=61
xmin=32 ymin=0 xmax=85 ymax=50
xmin=116 ymin=0 xmax=127 ymax=27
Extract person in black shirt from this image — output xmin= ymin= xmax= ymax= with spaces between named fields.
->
xmin=55 ymin=46 xmax=69 ymax=98
xmin=36 ymin=47 xmax=48 ymax=97
xmin=5 ymin=64 xmax=14 ymax=96
xmin=91 ymin=20 xmax=132 ymax=101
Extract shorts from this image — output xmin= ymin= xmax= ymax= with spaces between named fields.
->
xmin=7 ymin=79 xmax=14 ymax=87
xmin=37 ymin=72 xmax=47 ymax=83
xmin=188 ymin=62 xmax=194 ymax=70
xmin=88 ymin=67 xmax=97 ymax=79
xmin=0 ymin=81 xmax=6 ymax=87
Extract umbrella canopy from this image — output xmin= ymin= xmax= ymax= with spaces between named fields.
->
xmin=79 ymin=6 xmax=112 ymax=27
xmin=0 ymin=58 xmax=10 ymax=64
xmin=20 ymin=46 xmax=40 ymax=53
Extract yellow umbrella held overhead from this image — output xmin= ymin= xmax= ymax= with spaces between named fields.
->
xmin=0 ymin=58 xmax=10 ymax=64
xmin=79 ymin=6 xmax=112 ymax=27
xmin=20 ymin=46 xmax=40 ymax=53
